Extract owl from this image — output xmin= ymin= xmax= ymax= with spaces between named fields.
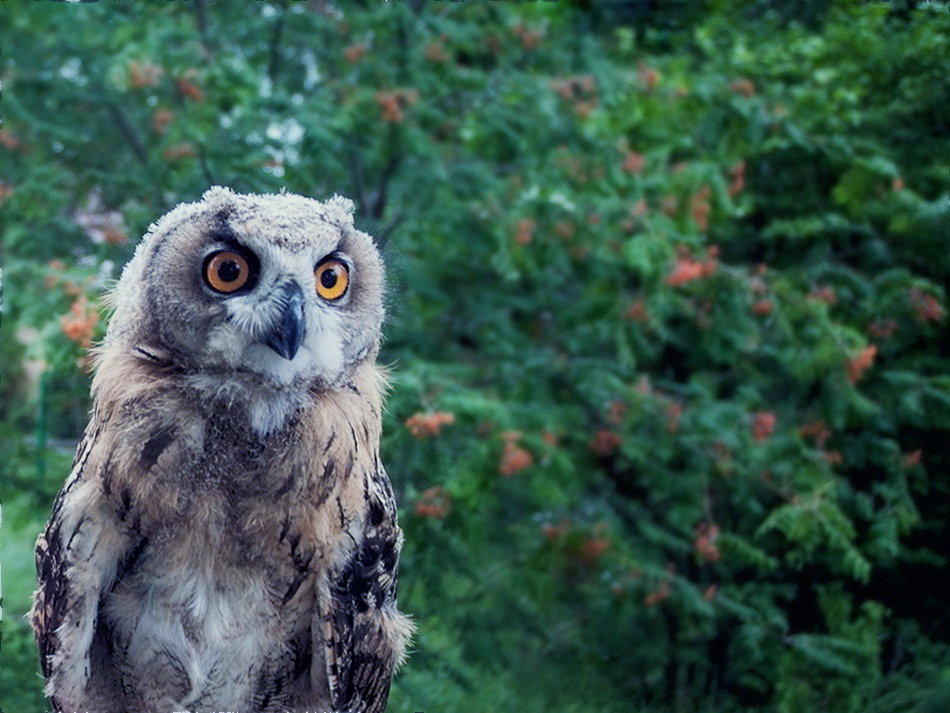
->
xmin=30 ymin=186 xmax=412 ymax=713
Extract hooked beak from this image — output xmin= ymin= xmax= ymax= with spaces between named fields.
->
xmin=262 ymin=282 xmax=305 ymax=360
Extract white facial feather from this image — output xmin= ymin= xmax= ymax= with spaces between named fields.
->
xmin=192 ymin=237 xmax=349 ymax=434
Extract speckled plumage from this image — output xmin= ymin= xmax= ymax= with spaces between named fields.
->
xmin=31 ymin=187 xmax=412 ymax=713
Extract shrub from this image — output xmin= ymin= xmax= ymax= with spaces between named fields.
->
xmin=1 ymin=2 xmax=948 ymax=711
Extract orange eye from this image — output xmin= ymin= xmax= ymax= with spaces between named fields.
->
xmin=315 ymin=259 xmax=349 ymax=301
xmin=204 ymin=251 xmax=251 ymax=293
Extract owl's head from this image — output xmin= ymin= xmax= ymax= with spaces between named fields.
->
xmin=107 ymin=187 xmax=384 ymax=403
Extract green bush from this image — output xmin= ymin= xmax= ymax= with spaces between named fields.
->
xmin=1 ymin=2 xmax=948 ymax=712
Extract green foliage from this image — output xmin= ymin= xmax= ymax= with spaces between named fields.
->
xmin=2 ymin=2 xmax=949 ymax=712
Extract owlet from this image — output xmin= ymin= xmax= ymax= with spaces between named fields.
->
xmin=31 ymin=187 xmax=412 ymax=713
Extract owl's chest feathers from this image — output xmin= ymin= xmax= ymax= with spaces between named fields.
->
xmin=93 ymin=356 xmax=383 ymax=579
xmin=99 ymin=375 xmax=381 ymax=582
xmin=105 ymin=411 xmax=317 ymax=606
xmin=113 ymin=410 xmax=330 ymax=556
xmin=104 ymin=549 xmax=313 ymax=711
xmin=96 ymin=388 xmax=376 ymax=707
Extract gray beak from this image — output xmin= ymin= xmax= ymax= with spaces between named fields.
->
xmin=262 ymin=282 xmax=304 ymax=360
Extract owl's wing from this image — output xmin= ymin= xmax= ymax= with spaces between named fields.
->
xmin=321 ymin=474 xmax=412 ymax=713
xmin=31 ymin=418 xmax=127 ymax=710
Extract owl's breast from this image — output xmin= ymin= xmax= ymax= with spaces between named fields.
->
xmin=102 ymin=524 xmax=318 ymax=711
xmin=89 ymin=380 xmax=355 ymax=709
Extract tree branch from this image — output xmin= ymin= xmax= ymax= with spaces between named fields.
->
xmin=371 ymin=151 xmax=402 ymax=219
xmin=107 ymin=102 xmax=167 ymax=210
xmin=376 ymin=210 xmax=406 ymax=251
xmin=107 ymin=103 xmax=149 ymax=168
xmin=193 ymin=0 xmax=214 ymax=59
xmin=347 ymin=146 xmax=368 ymax=215
xmin=197 ymin=143 xmax=217 ymax=186
xmin=267 ymin=2 xmax=288 ymax=84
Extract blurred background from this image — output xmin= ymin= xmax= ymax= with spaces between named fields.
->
xmin=1 ymin=1 xmax=948 ymax=711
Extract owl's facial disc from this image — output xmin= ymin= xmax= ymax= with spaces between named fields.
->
xmin=261 ymin=282 xmax=305 ymax=360
xmin=197 ymin=239 xmax=358 ymax=392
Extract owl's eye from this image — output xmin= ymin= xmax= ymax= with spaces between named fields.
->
xmin=315 ymin=259 xmax=349 ymax=301
xmin=204 ymin=250 xmax=252 ymax=293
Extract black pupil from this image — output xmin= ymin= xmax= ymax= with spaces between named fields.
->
xmin=218 ymin=259 xmax=241 ymax=283
xmin=321 ymin=266 xmax=338 ymax=289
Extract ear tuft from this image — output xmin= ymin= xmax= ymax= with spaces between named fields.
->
xmin=201 ymin=186 xmax=238 ymax=211
xmin=326 ymin=195 xmax=356 ymax=229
